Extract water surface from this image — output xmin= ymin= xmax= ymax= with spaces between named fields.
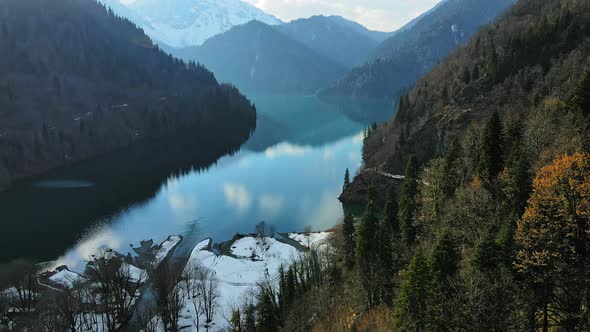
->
xmin=1 ymin=94 xmax=384 ymax=271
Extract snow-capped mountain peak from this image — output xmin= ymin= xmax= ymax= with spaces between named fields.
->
xmin=100 ymin=0 xmax=282 ymax=48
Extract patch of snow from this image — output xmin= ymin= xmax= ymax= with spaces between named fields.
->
xmin=48 ymin=269 xmax=85 ymax=288
xmin=154 ymin=235 xmax=182 ymax=266
xmin=100 ymin=0 xmax=282 ymax=48
xmin=176 ymin=236 xmax=304 ymax=330
xmin=288 ymin=232 xmax=333 ymax=250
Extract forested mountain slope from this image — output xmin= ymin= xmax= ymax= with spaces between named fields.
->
xmin=358 ymin=0 xmax=590 ymax=175
xmin=229 ymin=1 xmax=590 ymax=331
xmin=174 ymin=20 xmax=348 ymax=94
xmin=0 ymin=0 xmax=257 ymax=190
xmin=276 ymin=15 xmax=389 ymax=68
xmin=319 ymin=0 xmax=515 ymax=102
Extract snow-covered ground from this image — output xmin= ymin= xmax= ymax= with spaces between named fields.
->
xmin=48 ymin=268 xmax=86 ymax=288
xmin=173 ymin=233 xmax=331 ymax=331
xmin=154 ymin=235 xmax=182 ymax=266
xmin=288 ymin=232 xmax=332 ymax=250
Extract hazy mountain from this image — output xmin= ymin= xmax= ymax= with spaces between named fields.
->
xmin=99 ymin=0 xmax=281 ymax=47
xmin=0 ymin=0 xmax=257 ymax=190
xmin=320 ymin=0 xmax=515 ymax=103
xmin=174 ymin=20 xmax=348 ymax=94
xmin=277 ymin=15 xmax=389 ymax=68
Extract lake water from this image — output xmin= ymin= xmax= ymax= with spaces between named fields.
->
xmin=0 ymin=94 xmax=390 ymax=272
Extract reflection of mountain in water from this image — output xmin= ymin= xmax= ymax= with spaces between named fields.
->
xmin=0 ymin=128 xmax=247 ymax=263
xmin=244 ymin=94 xmax=391 ymax=151
xmin=0 ymin=94 xmax=390 ymax=264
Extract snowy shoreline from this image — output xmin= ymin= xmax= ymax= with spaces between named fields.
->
xmin=38 ymin=231 xmax=332 ymax=331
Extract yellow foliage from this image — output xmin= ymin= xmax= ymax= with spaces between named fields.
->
xmin=515 ymin=152 xmax=590 ymax=275
xmin=356 ymin=305 xmax=396 ymax=332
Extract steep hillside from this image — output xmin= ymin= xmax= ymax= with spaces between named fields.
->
xmin=100 ymin=0 xmax=281 ymax=47
xmin=0 ymin=0 xmax=257 ymax=190
xmin=344 ymin=0 xmax=590 ymax=201
xmin=320 ymin=0 xmax=515 ymax=103
xmin=277 ymin=15 xmax=389 ymax=68
xmin=174 ymin=21 xmax=348 ymax=94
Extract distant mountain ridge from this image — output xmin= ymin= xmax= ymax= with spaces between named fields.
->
xmin=320 ymin=0 xmax=515 ymax=103
xmin=99 ymin=0 xmax=281 ymax=47
xmin=173 ymin=20 xmax=349 ymax=94
xmin=276 ymin=15 xmax=389 ymax=68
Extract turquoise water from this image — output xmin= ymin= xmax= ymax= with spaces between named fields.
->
xmin=1 ymin=94 xmax=384 ymax=271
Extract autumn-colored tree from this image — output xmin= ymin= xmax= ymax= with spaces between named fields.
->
xmin=515 ymin=152 xmax=590 ymax=331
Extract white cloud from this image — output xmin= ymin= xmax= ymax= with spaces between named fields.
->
xmin=264 ymin=142 xmax=307 ymax=159
xmin=243 ymin=0 xmax=443 ymax=31
xmin=224 ymin=183 xmax=253 ymax=213
xmin=259 ymin=194 xmax=285 ymax=218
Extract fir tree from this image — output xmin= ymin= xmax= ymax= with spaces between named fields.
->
xmin=343 ymin=168 xmax=351 ymax=192
xmin=478 ymin=111 xmax=504 ymax=180
xmin=342 ymin=212 xmax=356 ymax=270
xmin=395 ymin=252 xmax=433 ymax=331
xmin=256 ymin=288 xmax=280 ymax=332
xmin=377 ymin=186 xmax=399 ymax=305
xmin=399 ymin=156 xmax=419 ymax=246
xmin=383 ymin=185 xmax=399 ymax=236
xmin=356 ymin=185 xmax=380 ymax=307
xmin=573 ymin=68 xmax=590 ymax=116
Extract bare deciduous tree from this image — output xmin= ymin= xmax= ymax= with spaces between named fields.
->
xmin=153 ymin=262 xmax=186 ymax=331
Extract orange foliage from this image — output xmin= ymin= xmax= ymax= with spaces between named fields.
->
xmin=355 ymin=305 xmax=396 ymax=332
xmin=515 ymin=152 xmax=590 ymax=276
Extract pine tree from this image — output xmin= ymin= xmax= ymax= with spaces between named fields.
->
xmin=462 ymin=67 xmax=471 ymax=83
xmin=428 ymin=232 xmax=459 ymax=330
xmin=573 ymin=69 xmax=590 ymax=116
xmin=377 ymin=187 xmax=399 ymax=305
xmin=342 ymin=212 xmax=356 ymax=270
xmin=478 ymin=111 xmax=504 ymax=180
xmin=399 ymin=156 xmax=419 ymax=246
xmin=343 ymin=168 xmax=351 ymax=192
xmin=383 ymin=185 xmax=399 ymax=236
xmin=395 ymin=253 xmax=433 ymax=331
xmin=256 ymin=288 xmax=280 ymax=332
xmin=356 ymin=185 xmax=380 ymax=307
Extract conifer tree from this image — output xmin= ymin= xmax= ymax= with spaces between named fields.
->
xmin=257 ymin=288 xmax=280 ymax=332
xmin=399 ymin=156 xmax=419 ymax=246
xmin=343 ymin=168 xmax=351 ymax=192
xmin=342 ymin=212 xmax=356 ymax=270
xmin=478 ymin=111 xmax=504 ymax=180
xmin=356 ymin=185 xmax=380 ymax=307
xmin=573 ymin=68 xmax=590 ymax=116
xmin=428 ymin=232 xmax=459 ymax=330
xmin=383 ymin=185 xmax=399 ymax=236
xmin=395 ymin=253 xmax=433 ymax=331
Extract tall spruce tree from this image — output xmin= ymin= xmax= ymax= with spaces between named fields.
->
xmin=399 ymin=156 xmax=419 ymax=246
xmin=377 ymin=186 xmax=399 ymax=305
xmin=478 ymin=111 xmax=504 ymax=180
xmin=428 ymin=232 xmax=460 ymax=331
xmin=342 ymin=212 xmax=356 ymax=270
xmin=343 ymin=168 xmax=351 ymax=192
xmin=256 ymin=288 xmax=280 ymax=332
xmin=573 ymin=68 xmax=590 ymax=116
xmin=356 ymin=185 xmax=380 ymax=308
xmin=395 ymin=252 xmax=433 ymax=331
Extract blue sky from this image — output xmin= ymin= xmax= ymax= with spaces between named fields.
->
xmin=242 ymin=0 xmax=443 ymax=31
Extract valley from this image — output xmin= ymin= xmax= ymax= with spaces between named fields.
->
xmin=2 ymin=0 xmax=589 ymax=331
